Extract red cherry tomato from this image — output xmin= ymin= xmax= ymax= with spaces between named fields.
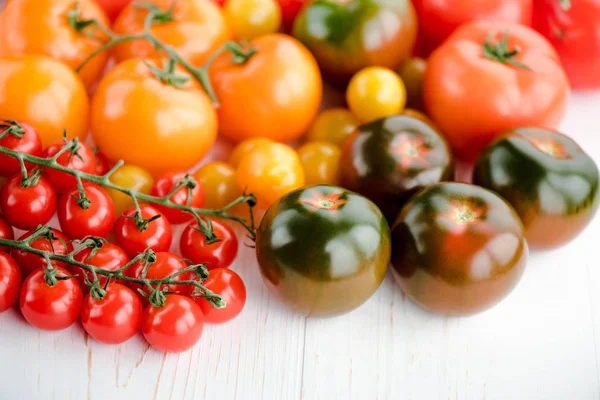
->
xmin=0 ymin=121 xmax=42 ymax=177
xmin=93 ymin=150 xmax=112 ymax=176
xmin=195 ymin=268 xmax=246 ymax=324
xmin=114 ymin=205 xmax=173 ymax=257
xmin=126 ymin=252 xmax=194 ymax=297
xmin=0 ymin=174 xmax=57 ymax=230
xmin=180 ymin=219 xmax=238 ymax=270
xmin=150 ymin=172 xmax=205 ymax=224
xmin=41 ymin=140 xmax=96 ymax=193
xmin=142 ymin=294 xmax=205 ymax=353
xmin=72 ymin=243 xmax=130 ymax=291
xmin=81 ymin=283 xmax=142 ymax=344
xmin=57 ymin=184 xmax=115 ymax=239
xmin=12 ymin=229 xmax=73 ymax=277
xmin=20 ymin=268 xmax=83 ymax=331
xmin=279 ymin=0 xmax=307 ymax=31
xmin=0 ymin=251 xmax=21 ymax=312
xmin=0 ymin=215 xmax=15 ymax=254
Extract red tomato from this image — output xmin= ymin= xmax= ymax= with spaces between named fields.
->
xmin=126 ymin=252 xmax=194 ymax=297
xmin=72 ymin=243 xmax=130 ymax=291
xmin=95 ymin=0 xmax=132 ymax=21
xmin=142 ymin=294 xmax=204 ymax=353
xmin=81 ymin=283 xmax=142 ymax=344
xmin=150 ymin=172 xmax=205 ymax=224
xmin=195 ymin=268 xmax=246 ymax=324
xmin=0 ymin=121 xmax=42 ymax=177
xmin=114 ymin=205 xmax=173 ymax=257
xmin=0 ymin=174 xmax=57 ymax=230
xmin=12 ymin=229 xmax=73 ymax=277
xmin=180 ymin=219 xmax=238 ymax=270
xmin=0 ymin=251 xmax=21 ymax=312
xmin=20 ymin=268 xmax=82 ymax=331
xmin=41 ymin=140 xmax=96 ymax=193
xmin=0 ymin=215 xmax=15 ymax=254
xmin=93 ymin=150 xmax=112 ymax=176
xmin=57 ymin=184 xmax=115 ymax=239
xmin=279 ymin=0 xmax=306 ymax=31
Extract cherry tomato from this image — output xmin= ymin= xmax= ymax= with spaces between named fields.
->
xmin=12 ymin=229 xmax=74 ymax=277
xmin=0 ymin=252 xmax=21 ymax=313
xmin=305 ymin=108 xmax=359 ymax=147
xmin=195 ymin=268 xmax=246 ymax=324
xmin=41 ymin=140 xmax=96 ymax=193
xmin=236 ymin=142 xmax=305 ymax=209
xmin=0 ymin=215 xmax=15 ymax=254
xmin=297 ymin=142 xmax=341 ymax=186
xmin=347 ymin=67 xmax=406 ymax=124
xmin=126 ymin=252 xmax=194 ymax=297
xmin=210 ymin=34 xmax=322 ymax=143
xmin=278 ymin=0 xmax=306 ymax=31
xmin=180 ymin=219 xmax=238 ymax=270
xmin=390 ymin=183 xmax=528 ymax=315
xmin=223 ymin=0 xmax=282 ymax=40
xmin=0 ymin=121 xmax=42 ymax=177
xmin=0 ymin=174 xmax=57 ymax=231
xmin=91 ymin=59 xmax=217 ymax=175
xmin=228 ymin=138 xmax=273 ymax=169
xmin=194 ymin=162 xmax=241 ymax=210
xmin=106 ymin=165 xmax=154 ymax=217
xmin=58 ymin=184 xmax=115 ymax=239
xmin=150 ymin=172 xmax=205 ymax=224
xmin=398 ymin=58 xmax=427 ymax=111
xmin=73 ymin=243 xmax=130 ymax=291
xmin=93 ymin=150 xmax=112 ymax=176
xmin=424 ymin=22 xmax=569 ymax=161
xmin=142 ymin=295 xmax=204 ymax=353
xmin=95 ymin=0 xmax=132 ymax=21
xmin=115 ymin=205 xmax=173 ymax=257
xmin=81 ymin=283 xmax=142 ymax=344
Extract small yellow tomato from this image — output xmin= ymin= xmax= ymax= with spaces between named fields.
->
xmin=298 ymin=142 xmax=341 ymax=186
xmin=228 ymin=137 xmax=273 ymax=169
xmin=346 ymin=67 xmax=406 ymax=123
xmin=305 ymin=108 xmax=358 ymax=147
xmin=107 ymin=165 xmax=154 ymax=217
xmin=223 ymin=0 xmax=282 ymax=40
xmin=195 ymin=162 xmax=241 ymax=210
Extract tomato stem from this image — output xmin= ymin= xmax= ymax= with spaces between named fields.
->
xmin=482 ymin=30 xmax=532 ymax=71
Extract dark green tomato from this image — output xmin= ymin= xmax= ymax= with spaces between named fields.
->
xmin=293 ymin=0 xmax=417 ymax=84
xmin=256 ymin=185 xmax=391 ymax=317
xmin=391 ymin=183 xmax=528 ymax=316
xmin=339 ymin=114 xmax=455 ymax=222
xmin=473 ymin=127 xmax=600 ymax=250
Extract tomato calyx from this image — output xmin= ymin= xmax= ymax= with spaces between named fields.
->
xmin=0 ymin=120 xmax=25 ymax=140
xmin=482 ymin=30 xmax=532 ymax=71
xmin=66 ymin=4 xmax=98 ymax=35
xmin=299 ymin=191 xmax=348 ymax=212
xmin=144 ymin=59 xmax=191 ymax=89
xmin=135 ymin=1 xmax=176 ymax=25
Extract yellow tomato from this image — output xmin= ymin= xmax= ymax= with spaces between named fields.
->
xmin=107 ymin=165 xmax=154 ymax=217
xmin=298 ymin=142 xmax=341 ymax=186
xmin=195 ymin=162 xmax=241 ymax=210
xmin=223 ymin=0 xmax=282 ymax=40
xmin=305 ymin=108 xmax=358 ymax=147
xmin=228 ymin=137 xmax=273 ymax=169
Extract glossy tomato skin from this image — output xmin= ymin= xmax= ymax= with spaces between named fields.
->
xmin=195 ymin=268 xmax=246 ymax=324
xmin=256 ymin=185 xmax=391 ymax=317
xmin=293 ymin=0 xmax=417 ymax=83
xmin=180 ymin=219 xmax=238 ymax=270
xmin=424 ymin=21 xmax=569 ymax=161
xmin=20 ymin=268 xmax=83 ymax=330
xmin=115 ymin=205 xmax=173 ymax=257
xmin=142 ymin=294 xmax=205 ymax=353
xmin=194 ymin=162 xmax=241 ymax=210
xmin=72 ymin=243 xmax=130 ymax=290
xmin=12 ymin=229 xmax=74 ymax=277
xmin=0 ymin=252 xmax=21 ymax=312
xmin=339 ymin=115 xmax=454 ymax=222
xmin=81 ymin=283 xmax=142 ymax=344
xmin=0 ymin=122 xmax=42 ymax=177
xmin=473 ymin=127 xmax=600 ymax=249
xmin=151 ymin=172 xmax=205 ymax=224
xmin=0 ymin=174 xmax=57 ymax=231
xmin=390 ymin=183 xmax=528 ymax=315
xmin=107 ymin=165 xmax=154 ymax=217
xmin=126 ymin=252 xmax=194 ymax=297
xmin=42 ymin=140 xmax=96 ymax=193
xmin=0 ymin=216 xmax=15 ymax=254
xmin=279 ymin=0 xmax=307 ymax=31
xmin=58 ymin=184 xmax=116 ymax=239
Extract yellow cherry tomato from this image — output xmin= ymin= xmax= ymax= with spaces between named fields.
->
xmin=236 ymin=142 xmax=304 ymax=209
xmin=346 ymin=67 xmax=406 ymax=123
xmin=195 ymin=162 xmax=241 ymax=210
xmin=228 ymin=137 xmax=273 ymax=169
xmin=298 ymin=142 xmax=341 ymax=186
xmin=107 ymin=165 xmax=154 ymax=217
xmin=223 ymin=0 xmax=282 ymax=40
xmin=305 ymin=108 xmax=358 ymax=147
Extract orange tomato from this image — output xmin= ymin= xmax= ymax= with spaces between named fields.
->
xmin=0 ymin=55 xmax=89 ymax=147
xmin=194 ymin=162 xmax=241 ymax=210
xmin=112 ymin=0 xmax=231 ymax=67
xmin=228 ymin=138 xmax=273 ymax=169
xmin=95 ymin=0 xmax=132 ymax=21
xmin=90 ymin=59 xmax=217 ymax=175
xmin=210 ymin=34 xmax=322 ymax=143
xmin=0 ymin=0 xmax=110 ymax=89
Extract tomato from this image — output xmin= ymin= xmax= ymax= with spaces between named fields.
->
xmin=107 ymin=165 xmax=155 ymax=217
xmin=126 ymin=252 xmax=194 ymax=297
xmin=297 ymin=142 xmax=341 ymax=186
xmin=58 ymin=184 xmax=115 ymax=239
xmin=112 ymin=0 xmax=231 ymax=67
xmin=424 ymin=22 xmax=569 ymax=161
xmin=142 ymin=294 xmax=204 ymax=353
xmin=305 ymin=108 xmax=358 ymax=147
xmin=398 ymin=58 xmax=427 ymax=111
xmin=0 ymin=173 xmax=57 ymax=231
xmin=223 ymin=0 xmax=281 ymax=40
xmin=0 ymin=121 xmax=42 ymax=177
xmin=194 ymin=162 xmax=241 ymax=210
xmin=150 ymin=172 xmax=205 ymax=224
xmin=180 ymin=219 xmax=238 ymax=270
xmin=95 ymin=0 xmax=132 ymax=21
xmin=73 ymin=243 xmax=130 ymax=290
xmin=12 ymin=229 xmax=74 ymax=277
xmin=339 ymin=115 xmax=454 ymax=221
xmin=0 ymin=215 xmax=15 ymax=254
xmin=115 ymin=205 xmax=173 ymax=257
xmin=93 ymin=150 xmax=112 ymax=176
xmin=278 ymin=0 xmax=306 ymax=31
xmin=390 ymin=183 xmax=528 ymax=315
xmin=20 ymin=268 xmax=83 ymax=330
xmin=473 ymin=127 xmax=600 ymax=249
xmin=42 ymin=140 xmax=96 ymax=193
xmin=0 ymin=252 xmax=21 ymax=313
xmin=236 ymin=142 xmax=305 ymax=209
xmin=81 ymin=283 xmax=142 ymax=344
xmin=0 ymin=55 xmax=89 ymax=147
xmin=210 ymin=34 xmax=322 ymax=143
xmin=195 ymin=268 xmax=246 ymax=324
xmin=91 ymin=59 xmax=217 ymax=175
xmin=228 ymin=138 xmax=273 ymax=169
xmin=256 ymin=185 xmax=391 ymax=316
xmin=293 ymin=0 xmax=418 ymax=83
